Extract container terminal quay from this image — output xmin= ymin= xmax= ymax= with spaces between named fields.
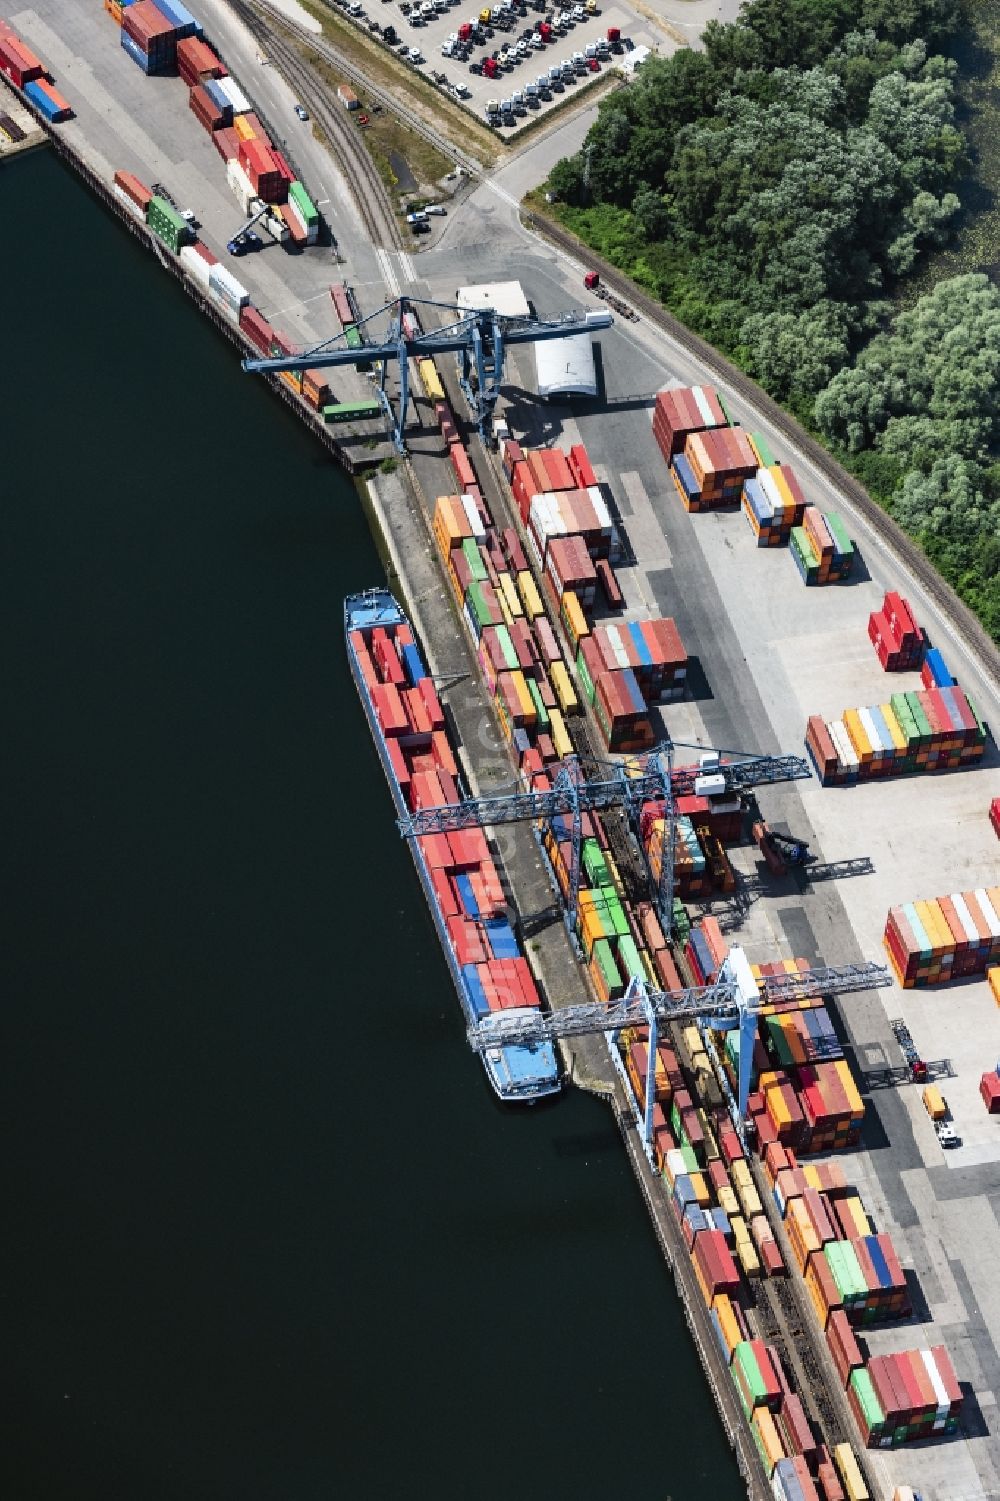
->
xmin=4 ymin=3 xmax=1000 ymax=1498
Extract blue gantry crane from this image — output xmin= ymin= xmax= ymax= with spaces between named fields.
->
xmin=241 ymin=294 xmax=613 ymax=451
xmin=396 ymin=742 xmax=812 ymax=936
xmin=468 ymin=953 xmax=890 ymax=1154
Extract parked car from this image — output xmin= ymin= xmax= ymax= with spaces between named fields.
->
xmin=294 ymin=103 xmax=309 ymax=120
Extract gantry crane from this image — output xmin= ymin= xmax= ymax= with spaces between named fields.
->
xmin=397 ymin=742 xmax=812 ymax=936
xmin=242 ymin=294 xmax=614 ymax=450
xmin=467 ymin=950 xmax=890 ymax=1156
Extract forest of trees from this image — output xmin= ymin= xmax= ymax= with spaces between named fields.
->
xmin=546 ymin=0 xmax=999 ymax=638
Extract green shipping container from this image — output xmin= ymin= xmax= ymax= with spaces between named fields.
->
xmin=825 ymin=512 xmax=854 ymax=560
xmin=849 ymin=1368 xmax=885 ymax=1432
xmin=733 ymin=1342 xmax=769 ymax=1406
xmin=465 ymin=582 xmax=494 ymax=630
xmin=680 ymin=1142 xmax=699 ymax=1172
xmin=526 ymin=675 xmax=549 ymax=728
xmin=495 ymin=623 xmax=519 ymax=673
xmin=591 ymin=938 xmax=620 ymax=995
xmin=904 ymin=691 xmax=932 ymax=744
xmin=288 ymin=180 xmax=319 ymax=226
xmin=617 ymin=934 xmax=646 ymax=985
xmin=575 ymin=645 xmax=596 ymax=705
xmin=751 ymin=432 xmax=776 ymax=467
xmin=826 ymin=1241 xmax=867 ymax=1303
xmin=462 ymin=537 xmax=488 ymax=582
xmin=582 ymin=839 xmax=608 ymax=886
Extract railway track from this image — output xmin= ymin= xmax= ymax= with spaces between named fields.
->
xmin=227 ymin=0 xmax=401 ymax=250
xmin=527 ymin=212 xmax=1000 ymax=697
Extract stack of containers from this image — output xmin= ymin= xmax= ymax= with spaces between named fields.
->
xmin=980 ymin=1068 xmax=1000 ymax=1113
xmin=730 ymin=1341 xmax=784 ymax=1418
xmin=207 ymin=261 xmax=249 ymax=317
xmin=823 ymin=1238 xmax=910 ymax=1324
xmin=593 ymin=668 xmax=653 ymax=752
xmin=868 ymin=592 xmax=924 ymax=670
xmin=692 ymin=1229 xmax=742 ymax=1305
xmin=849 ymin=1348 xmax=961 ymax=1445
xmin=990 ymin=965 xmax=1000 ymax=1004
xmin=805 ymin=685 xmax=986 ymax=784
xmin=790 ymin=509 xmax=854 ymax=584
xmin=921 ymin=647 xmax=955 ymax=690
xmin=190 ymin=82 xmax=227 ymax=131
xmin=153 ymin=0 xmax=203 ymax=37
xmin=796 ymin=1061 xmax=865 ymax=1151
xmin=177 ymin=35 xmax=224 ymax=85
xmin=772 ymin=1457 xmax=821 ymax=1501
xmin=672 ymin=428 xmax=758 ymax=513
xmin=588 ymin=619 xmax=687 ymax=704
xmin=527 ymin=488 xmax=614 ymax=563
xmin=991 ymin=796 xmax=1000 ymax=839
xmin=742 ymin=465 xmax=806 ymax=546
xmin=215 ymin=74 xmax=253 ymax=116
xmin=825 ymin=1309 xmax=864 ymax=1386
xmin=0 ymin=23 xmax=44 ymax=87
xmin=202 ymin=78 xmax=233 ymax=125
xmin=238 ymin=139 xmax=286 ymax=203
xmin=544 ymin=536 xmax=597 ymax=613
xmin=652 ymin=384 xmax=730 ymax=460
xmin=238 ymin=303 xmax=275 ymax=356
xmin=283 ymin=181 xmax=320 ymax=244
xmin=145 ymin=194 xmax=192 ymax=252
xmin=113 ymin=168 xmax=153 ymax=219
xmin=761 ymin=1005 xmax=841 ymax=1068
xmin=884 ymin=891 xmax=1000 ymax=985
xmin=178 ymin=239 xmax=217 ymax=291
xmin=121 ymin=1 xmax=178 ymax=73
xmin=642 ymin=807 xmax=710 ymax=898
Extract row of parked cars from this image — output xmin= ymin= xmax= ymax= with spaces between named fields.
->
xmin=484 ymin=29 xmax=625 ymax=121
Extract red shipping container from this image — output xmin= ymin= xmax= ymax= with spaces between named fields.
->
xmin=569 ymin=442 xmax=598 ymax=489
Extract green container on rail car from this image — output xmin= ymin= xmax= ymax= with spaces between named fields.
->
xmin=575 ymin=645 xmax=596 ymax=705
xmin=733 ymin=1342 xmax=768 ymax=1406
xmin=461 ymin=536 xmax=488 ymax=582
xmin=526 ymin=676 xmax=549 ymax=729
xmin=495 ymin=624 xmax=519 ymax=673
xmin=288 ymin=181 xmax=319 ymax=226
xmin=617 ymin=934 xmax=646 ymax=986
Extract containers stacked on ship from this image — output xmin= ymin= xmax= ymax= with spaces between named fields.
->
xmin=868 ymin=592 xmax=924 ymax=670
xmin=145 ymin=194 xmax=192 ymax=252
xmin=884 ymin=890 xmax=1000 ymax=985
xmin=805 ymin=684 xmax=986 ymax=783
xmin=121 ymin=1 xmax=179 ymax=73
xmin=743 ymin=464 xmax=806 ymax=546
xmin=344 ymin=589 xmax=560 ymax=1102
xmin=790 ymin=509 xmax=854 ymax=584
xmin=672 ymin=427 xmax=758 ymax=514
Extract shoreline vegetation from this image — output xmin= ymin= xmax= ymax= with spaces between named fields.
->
xmin=543 ymin=0 xmax=999 ymax=641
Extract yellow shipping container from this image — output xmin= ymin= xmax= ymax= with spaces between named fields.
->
xmin=689 ymin=1172 xmax=711 ymax=1209
xmin=234 ymin=115 xmax=257 ymax=141
xmin=741 ymin=1186 xmax=763 ymax=1219
xmin=496 ymin=592 xmax=514 ymax=631
xmin=767 ymin=464 xmax=795 ymax=512
xmin=551 ymin=660 xmax=579 ymax=717
xmin=752 ymin=1407 xmax=785 ymax=1475
xmin=509 ymin=670 xmax=537 ymax=725
xmin=989 ymin=967 xmax=1000 ymax=1005
xmin=713 ymin=1293 xmax=743 ymax=1358
xmin=718 ymin=1186 xmax=739 ymax=1218
xmin=561 ymin=590 xmax=589 ymax=645
xmin=549 ymin=705 xmax=573 ymax=762
xmin=737 ymin=1237 xmax=761 ymax=1277
xmin=922 ymin=1084 xmax=946 ymax=1120
xmin=918 ymin=898 xmax=950 ymax=955
xmin=498 ymin=572 xmax=523 ymax=620
xmin=516 ymin=570 xmax=544 ymax=620
xmin=731 ymin=1213 xmax=751 ymax=1245
xmin=843 ymin=707 xmax=873 ymax=762
xmin=833 ymin=1443 xmax=869 ymax=1501
xmin=879 ymin=702 xmax=907 ymax=753
xmin=435 ymin=495 xmax=470 ymax=546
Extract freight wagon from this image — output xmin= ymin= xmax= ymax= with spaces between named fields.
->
xmin=330 ymin=281 xmax=356 ymax=328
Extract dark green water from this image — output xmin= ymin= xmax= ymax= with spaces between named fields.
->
xmin=1 ymin=151 xmax=744 ymax=1501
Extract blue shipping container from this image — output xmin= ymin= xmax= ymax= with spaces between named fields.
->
xmin=461 ymin=964 xmax=489 ymax=1020
xmin=154 ymin=0 xmax=203 ymax=35
xmin=121 ymin=28 xmax=154 ymax=72
xmin=627 ymin=621 xmax=652 ymax=669
xmin=400 ymin=642 xmax=427 ymax=685
xmin=455 ymin=872 xmax=479 ymax=918
xmin=203 ymin=78 xmax=232 ymax=116
xmin=484 ymin=918 xmax=518 ymax=960
xmin=924 ymin=647 xmax=955 ymax=687
xmin=22 ymin=81 xmax=60 ymax=120
xmin=863 ymin=1235 xmax=892 ymax=1290
xmin=672 ymin=453 xmax=699 ymax=500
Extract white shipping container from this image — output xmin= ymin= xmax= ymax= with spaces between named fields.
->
xmin=283 ymin=194 xmax=307 ymax=237
xmin=226 ymin=157 xmax=257 ymax=215
xmin=691 ymin=385 xmax=716 ymax=427
xmin=950 ymin=892 xmax=982 ymax=947
xmin=829 ymin=719 xmax=858 ymax=771
xmin=216 ymin=74 xmax=253 ymax=115
xmin=113 ymin=183 xmax=145 ymax=219
xmin=208 ymin=262 xmax=250 ymax=308
xmin=524 ymin=525 xmax=543 ymax=578
xmin=179 ymin=243 xmax=212 ymax=290
xmin=264 ymin=214 xmax=290 ymax=243
xmin=585 ymin=484 xmax=613 ymax=531
xmin=459 ymin=492 xmax=486 ymax=541
xmin=973 ymin=888 xmax=1000 ymax=939
xmin=758 ymin=468 xmax=783 ymax=516
xmin=920 ymin=1349 xmax=951 ymax=1417
xmin=858 ymin=707 xmax=884 ymax=758
xmin=604 ymin=625 xmax=630 ymax=670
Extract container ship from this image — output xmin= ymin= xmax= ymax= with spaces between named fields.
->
xmin=345 ymin=588 xmax=561 ymax=1102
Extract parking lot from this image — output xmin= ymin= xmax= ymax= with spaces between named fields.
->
xmin=327 ymin=0 xmax=644 ymax=131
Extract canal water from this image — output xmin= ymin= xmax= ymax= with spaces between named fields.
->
xmin=1 ymin=151 xmax=744 ymax=1501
